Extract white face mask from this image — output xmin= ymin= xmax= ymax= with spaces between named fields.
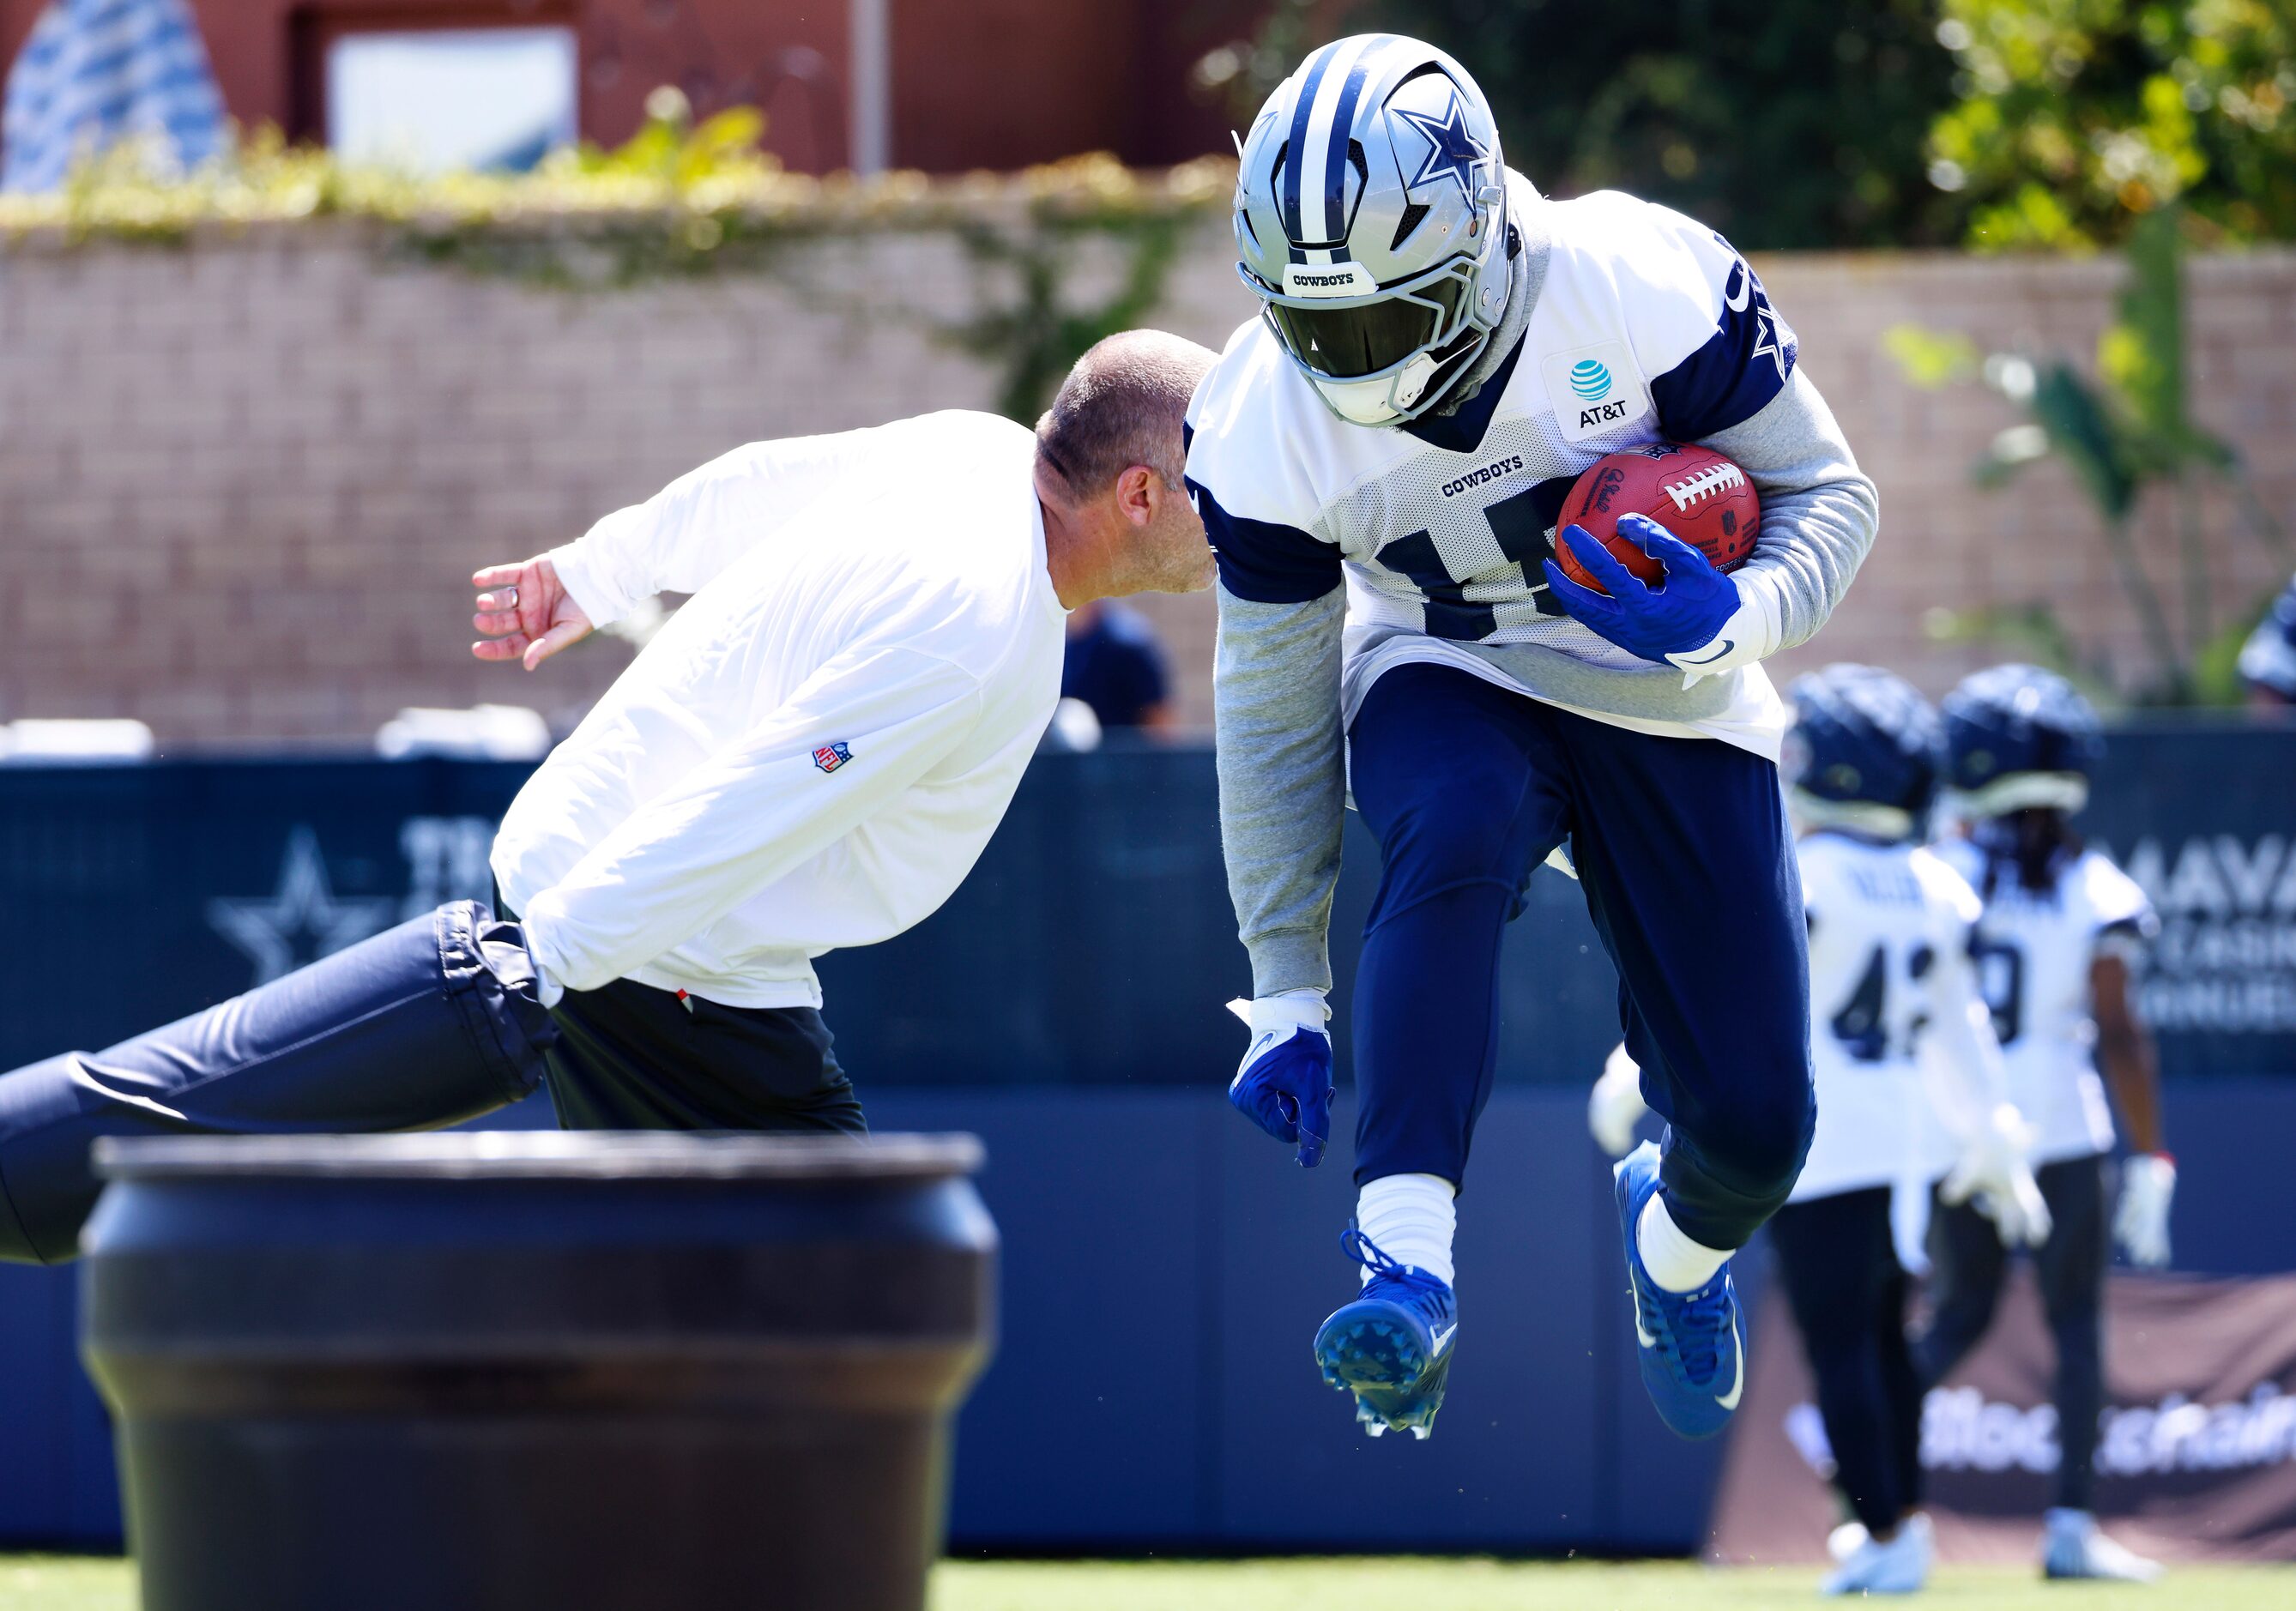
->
xmin=1313 ymin=352 xmax=1439 ymax=426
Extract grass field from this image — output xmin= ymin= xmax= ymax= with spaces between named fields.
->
xmin=0 ymin=1555 xmax=2288 ymax=1609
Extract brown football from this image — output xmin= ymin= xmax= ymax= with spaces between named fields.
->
xmin=1552 ymin=442 xmax=1761 ymax=594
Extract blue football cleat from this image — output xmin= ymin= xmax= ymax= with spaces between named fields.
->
xmin=1312 ymin=1225 xmax=1458 ymax=1440
xmin=1614 ymin=1141 xmax=1744 ymax=1440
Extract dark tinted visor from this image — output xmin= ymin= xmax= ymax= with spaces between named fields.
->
xmin=1266 ymin=277 xmax=1465 ymax=378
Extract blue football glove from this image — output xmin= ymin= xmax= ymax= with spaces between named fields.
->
xmin=1542 ymin=514 xmax=1766 ymax=687
xmin=1226 ymin=992 xmax=1334 ymax=1168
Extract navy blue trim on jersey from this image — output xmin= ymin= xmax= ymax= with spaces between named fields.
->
xmin=1193 ymin=476 xmax=1341 ymax=604
xmin=1377 ymin=529 xmax=1493 ymax=639
xmin=1376 ymin=472 xmax=1575 ymax=639
xmin=1651 ymin=252 xmax=1798 ymax=442
xmin=1400 ymin=331 xmax=1526 ymax=455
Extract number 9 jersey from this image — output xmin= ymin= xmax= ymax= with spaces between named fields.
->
xmin=1934 ymin=839 xmax=2157 ymax=1166
xmin=1794 ymin=830 xmax=1994 ymax=1203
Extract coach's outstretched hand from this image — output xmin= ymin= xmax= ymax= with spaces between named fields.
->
xmin=1543 ymin=516 xmax=1764 ymax=689
xmin=1226 ymin=992 xmax=1335 ymax=1168
xmin=471 ymin=555 xmax=595 ymax=671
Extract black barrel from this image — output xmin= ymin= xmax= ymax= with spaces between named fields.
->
xmin=80 ymin=1131 xmax=996 ymax=1611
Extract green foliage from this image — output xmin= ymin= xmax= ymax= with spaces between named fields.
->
xmin=1891 ymin=206 xmax=2287 ymax=703
xmin=1882 ymin=324 xmax=1984 ymax=387
xmin=1921 ymin=603 xmax=2120 ymax=701
xmin=0 ymin=95 xmax=1231 ymax=425
xmin=944 ymin=215 xmax=1188 ymax=424
xmin=1199 ymin=1 xmax=1967 ymax=249
xmin=1932 ymin=1 xmax=2296 ymax=249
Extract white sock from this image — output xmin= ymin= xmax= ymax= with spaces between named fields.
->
xmin=1356 ymin=1173 xmax=1457 ymax=1287
xmin=1636 ymin=1193 xmax=1731 ymax=1293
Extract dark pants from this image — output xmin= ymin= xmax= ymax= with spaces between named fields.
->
xmin=0 ymin=901 xmax=863 ymax=1264
xmin=1914 ymin=1155 xmax=2112 ymax=1510
xmin=1768 ymin=1186 xmax=1925 ymax=1535
xmin=545 ymin=976 xmax=866 ymax=1134
xmin=0 ymin=902 xmax=553 ymax=1264
xmin=1348 ymin=664 xmax=1814 ymax=1248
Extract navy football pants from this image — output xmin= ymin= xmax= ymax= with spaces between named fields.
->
xmin=1768 ymin=1185 xmax=1924 ymax=1534
xmin=1916 ymin=1155 xmax=2112 ymax=1510
xmin=1348 ymin=663 xmax=1814 ymax=1250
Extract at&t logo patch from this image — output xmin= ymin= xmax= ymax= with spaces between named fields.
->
xmin=1568 ymin=359 xmax=1611 ymax=400
xmin=1540 ymin=341 xmax=1650 ymax=445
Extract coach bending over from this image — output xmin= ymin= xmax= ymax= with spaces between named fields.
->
xmin=0 ymin=330 xmax=1217 ymax=1261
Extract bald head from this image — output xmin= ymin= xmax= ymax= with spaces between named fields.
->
xmin=1032 ymin=330 xmax=1220 ymax=607
xmin=1035 ymin=329 xmax=1217 ymax=501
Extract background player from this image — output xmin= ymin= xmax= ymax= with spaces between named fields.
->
xmin=2239 ymin=572 xmax=2296 ymax=710
xmin=1918 ymin=664 xmax=2172 ymax=1584
xmin=0 ymin=332 xmax=1217 ymax=1258
xmin=1592 ymin=662 xmax=2050 ymax=1596
xmin=1193 ymin=33 xmax=1878 ymax=1441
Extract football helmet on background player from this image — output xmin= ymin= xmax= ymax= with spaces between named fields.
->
xmin=1231 ymin=34 xmax=1515 ymax=425
xmin=1782 ymin=662 xmax=1945 ymax=843
xmin=1942 ymin=664 xmax=2104 ymax=819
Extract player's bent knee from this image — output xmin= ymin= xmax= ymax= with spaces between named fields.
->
xmin=1704 ymin=1077 xmax=1816 ymax=1205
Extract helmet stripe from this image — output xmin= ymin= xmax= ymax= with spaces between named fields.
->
xmin=1280 ymin=44 xmax=1338 ymax=262
xmin=1291 ymin=35 xmax=1378 ymax=265
xmin=1318 ymin=36 xmax=1392 ymax=253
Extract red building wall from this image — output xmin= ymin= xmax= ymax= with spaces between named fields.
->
xmin=0 ymin=0 xmax=1253 ymax=173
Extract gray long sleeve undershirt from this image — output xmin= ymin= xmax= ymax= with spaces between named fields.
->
xmin=1215 ymin=351 xmax=1880 ymax=1000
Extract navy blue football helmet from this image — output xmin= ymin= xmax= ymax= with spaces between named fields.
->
xmin=2237 ymin=573 xmax=2296 ymax=701
xmin=1941 ymin=663 xmax=2103 ymax=818
xmin=1783 ymin=663 xmax=1943 ymax=839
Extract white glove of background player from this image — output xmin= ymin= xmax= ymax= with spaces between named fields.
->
xmin=2114 ymin=1153 xmax=2176 ymax=1268
xmin=1588 ymin=1041 xmax=1648 ymax=1157
xmin=1940 ymin=1103 xmax=2052 ymax=1249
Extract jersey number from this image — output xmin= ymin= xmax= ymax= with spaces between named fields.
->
xmin=1828 ymin=942 xmax=1933 ymax=1065
xmin=1973 ymin=938 xmax=2025 ymax=1047
xmin=1379 ymin=479 xmax=1574 ymax=640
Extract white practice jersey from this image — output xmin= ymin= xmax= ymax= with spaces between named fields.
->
xmin=1796 ymin=832 xmax=1997 ymax=1202
xmin=1936 ymin=840 xmax=2156 ymax=1165
xmin=1188 ymin=180 xmax=1814 ymax=757
xmin=492 ymin=411 xmax=1066 ymax=1010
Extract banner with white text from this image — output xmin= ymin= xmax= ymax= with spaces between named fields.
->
xmin=1710 ymin=1269 xmax=2296 ymax=1564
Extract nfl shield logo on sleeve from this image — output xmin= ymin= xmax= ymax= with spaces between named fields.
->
xmin=813 ymin=741 xmax=852 ymax=774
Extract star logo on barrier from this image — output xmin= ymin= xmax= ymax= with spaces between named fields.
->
xmin=1393 ymin=92 xmax=1488 ymax=202
xmin=207 ymin=827 xmax=396 ymax=985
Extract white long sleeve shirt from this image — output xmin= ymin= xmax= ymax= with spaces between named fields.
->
xmin=491 ymin=410 xmax=1066 ymax=1009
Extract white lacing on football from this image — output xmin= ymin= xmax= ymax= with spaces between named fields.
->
xmin=1662 ymin=461 xmax=1747 ymax=513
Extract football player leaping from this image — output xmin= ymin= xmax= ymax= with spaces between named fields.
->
xmin=1190 ymin=33 xmax=1878 ymax=1440
xmin=1918 ymin=666 xmax=2172 ymax=1584
xmin=1598 ymin=664 xmax=2053 ymax=1596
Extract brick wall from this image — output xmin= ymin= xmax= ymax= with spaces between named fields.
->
xmin=2 ymin=222 xmax=2291 ymax=750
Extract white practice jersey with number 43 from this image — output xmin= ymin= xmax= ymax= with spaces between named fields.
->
xmin=1795 ymin=831 xmax=1991 ymax=1202
xmin=1935 ymin=839 xmax=2155 ymax=1166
